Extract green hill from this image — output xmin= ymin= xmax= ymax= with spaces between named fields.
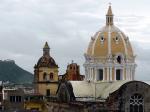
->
xmin=0 ymin=60 xmax=33 ymax=84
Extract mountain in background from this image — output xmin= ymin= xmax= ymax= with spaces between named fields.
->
xmin=0 ymin=60 xmax=33 ymax=84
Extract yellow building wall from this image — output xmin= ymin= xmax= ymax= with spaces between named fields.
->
xmin=38 ymin=83 xmax=58 ymax=96
xmin=36 ymin=67 xmax=59 ymax=96
xmin=93 ymin=32 xmax=108 ymax=57
xmin=24 ymin=102 xmax=48 ymax=112
xmin=39 ymin=67 xmax=58 ymax=82
xmin=111 ymin=32 xmax=125 ymax=55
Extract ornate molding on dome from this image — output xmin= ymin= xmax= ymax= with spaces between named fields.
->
xmin=36 ymin=56 xmax=58 ymax=68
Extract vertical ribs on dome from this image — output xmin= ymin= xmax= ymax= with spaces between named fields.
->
xmin=106 ymin=4 xmax=114 ymax=26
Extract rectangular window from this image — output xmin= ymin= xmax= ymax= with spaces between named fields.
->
xmin=98 ymin=69 xmax=103 ymax=80
xmin=46 ymin=89 xmax=50 ymax=96
xmin=10 ymin=96 xmax=16 ymax=102
xmin=16 ymin=96 xmax=21 ymax=102
xmin=116 ymin=69 xmax=121 ymax=80
xmin=10 ymin=96 xmax=13 ymax=102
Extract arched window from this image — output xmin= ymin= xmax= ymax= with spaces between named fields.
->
xmin=117 ymin=56 xmax=122 ymax=64
xmin=100 ymin=36 xmax=104 ymax=41
xmin=130 ymin=93 xmax=144 ymax=112
xmin=50 ymin=73 xmax=54 ymax=80
xmin=115 ymin=36 xmax=119 ymax=41
xmin=100 ymin=36 xmax=105 ymax=44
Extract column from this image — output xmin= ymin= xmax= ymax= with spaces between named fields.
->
xmin=87 ymin=67 xmax=89 ymax=80
xmin=129 ymin=68 xmax=131 ymax=80
xmin=122 ymin=68 xmax=124 ymax=80
xmin=103 ymin=68 xmax=105 ymax=81
xmin=107 ymin=67 xmax=109 ymax=81
xmin=94 ymin=68 xmax=97 ymax=81
xmin=90 ymin=68 xmax=92 ymax=80
xmin=93 ymin=68 xmax=95 ymax=80
xmin=126 ymin=68 xmax=128 ymax=80
xmin=110 ymin=67 xmax=112 ymax=81
xmin=91 ymin=68 xmax=93 ymax=80
xmin=130 ymin=67 xmax=132 ymax=80
xmin=89 ymin=68 xmax=91 ymax=80
xmin=92 ymin=68 xmax=94 ymax=80
xmin=125 ymin=68 xmax=128 ymax=80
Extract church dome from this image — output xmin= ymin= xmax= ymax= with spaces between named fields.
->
xmin=84 ymin=5 xmax=136 ymax=82
xmin=36 ymin=56 xmax=58 ymax=68
xmin=86 ymin=5 xmax=134 ymax=62
xmin=35 ymin=42 xmax=58 ymax=68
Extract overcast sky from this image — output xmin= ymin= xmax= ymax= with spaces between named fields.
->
xmin=0 ymin=0 xmax=150 ymax=81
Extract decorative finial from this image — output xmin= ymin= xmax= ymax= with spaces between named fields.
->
xmin=43 ymin=42 xmax=50 ymax=56
xmin=43 ymin=41 xmax=50 ymax=49
xmin=109 ymin=2 xmax=111 ymax=6
xmin=72 ymin=60 xmax=74 ymax=63
xmin=106 ymin=3 xmax=114 ymax=25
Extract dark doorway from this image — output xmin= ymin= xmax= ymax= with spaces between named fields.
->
xmin=98 ymin=69 xmax=103 ymax=80
xmin=46 ymin=89 xmax=50 ymax=96
xmin=116 ymin=69 xmax=121 ymax=80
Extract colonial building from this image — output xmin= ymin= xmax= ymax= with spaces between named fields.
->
xmin=61 ymin=61 xmax=84 ymax=81
xmin=2 ymin=88 xmax=25 ymax=111
xmin=34 ymin=42 xmax=59 ymax=97
xmin=56 ymin=5 xmax=150 ymax=112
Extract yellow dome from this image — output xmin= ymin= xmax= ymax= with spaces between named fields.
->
xmin=84 ymin=5 xmax=136 ymax=82
xmin=86 ymin=6 xmax=134 ymax=61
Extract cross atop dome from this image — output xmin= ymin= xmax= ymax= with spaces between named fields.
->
xmin=106 ymin=3 xmax=114 ymax=25
xmin=43 ymin=41 xmax=50 ymax=49
xmin=107 ymin=3 xmax=113 ymax=16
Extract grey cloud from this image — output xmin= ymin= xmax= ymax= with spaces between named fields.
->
xmin=0 ymin=0 xmax=150 ymax=80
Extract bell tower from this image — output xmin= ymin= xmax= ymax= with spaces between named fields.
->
xmin=34 ymin=42 xmax=59 ymax=96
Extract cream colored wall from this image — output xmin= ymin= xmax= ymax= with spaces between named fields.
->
xmin=38 ymin=67 xmax=58 ymax=81
xmin=124 ymin=68 xmax=126 ymax=80
xmin=36 ymin=67 xmax=58 ymax=96
xmin=38 ymin=83 xmax=58 ymax=96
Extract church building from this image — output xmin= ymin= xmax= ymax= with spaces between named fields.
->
xmin=84 ymin=5 xmax=136 ymax=82
xmin=61 ymin=61 xmax=84 ymax=81
xmin=34 ymin=42 xmax=59 ymax=97
xmin=56 ymin=5 xmax=150 ymax=112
